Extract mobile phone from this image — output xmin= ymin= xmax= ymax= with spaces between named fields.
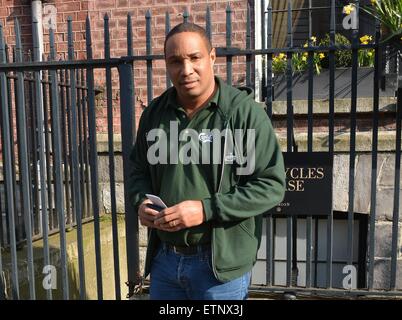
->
xmin=145 ymin=194 xmax=167 ymax=209
xmin=146 ymin=203 xmax=164 ymax=212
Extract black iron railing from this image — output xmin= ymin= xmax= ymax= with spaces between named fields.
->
xmin=0 ymin=0 xmax=400 ymax=300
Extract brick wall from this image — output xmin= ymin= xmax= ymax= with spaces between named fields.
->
xmin=0 ymin=0 xmax=32 ymax=57
xmin=86 ymin=0 xmax=250 ymax=133
xmin=1 ymin=0 xmax=251 ymax=134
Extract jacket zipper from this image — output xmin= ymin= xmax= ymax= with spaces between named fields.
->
xmin=212 ymin=120 xmax=229 ymax=281
xmin=217 ymin=121 xmax=229 ymax=193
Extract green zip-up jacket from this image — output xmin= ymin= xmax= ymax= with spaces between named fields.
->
xmin=127 ymin=77 xmax=286 ymax=282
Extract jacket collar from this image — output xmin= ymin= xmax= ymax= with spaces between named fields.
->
xmin=165 ymin=77 xmax=220 ymax=110
xmin=163 ymin=76 xmax=254 ymax=122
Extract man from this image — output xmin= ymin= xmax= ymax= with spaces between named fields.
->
xmin=128 ymin=22 xmax=285 ymax=300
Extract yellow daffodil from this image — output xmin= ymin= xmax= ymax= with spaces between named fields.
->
xmin=310 ymin=36 xmax=317 ymax=43
xmin=360 ymin=35 xmax=373 ymax=45
xmin=302 ymin=56 xmax=307 ymax=62
xmin=343 ymin=4 xmax=355 ymax=15
xmin=319 ymin=53 xmax=325 ymax=59
xmin=370 ymin=0 xmax=376 ymax=5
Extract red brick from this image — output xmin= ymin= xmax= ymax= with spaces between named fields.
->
xmin=81 ymin=1 xmax=90 ymax=10
xmin=152 ymin=0 xmax=168 ymax=5
xmin=95 ymin=0 xmax=116 ymax=10
xmin=57 ymin=2 xmax=82 ymax=13
xmin=169 ymin=0 xmax=190 ymax=5
xmin=129 ymin=0 xmax=152 ymax=7
xmin=117 ymin=0 xmax=129 ymax=7
xmin=112 ymin=9 xmax=129 ymax=18
xmin=152 ymin=7 xmax=171 ymax=17
xmin=77 ymin=11 xmax=89 ymax=22
xmin=110 ymin=29 xmax=127 ymax=40
xmin=216 ymin=1 xmax=246 ymax=11
xmin=152 ymin=27 xmax=167 ymax=38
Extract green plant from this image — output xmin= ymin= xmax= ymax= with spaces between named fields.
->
xmin=358 ymin=48 xmax=375 ymax=67
xmin=296 ymin=37 xmax=325 ymax=74
xmin=291 ymin=51 xmax=308 ymax=73
xmin=358 ymin=35 xmax=375 ymax=67
xmin=319 ymin=33 xmax=352 ymax=68
xmin=271 ymin=37 xmax=325 ymax=75
xmin=361 ymin=0 xmax=402 ymax=42
xmin=272 ymin=53 xmax=287 ymax=74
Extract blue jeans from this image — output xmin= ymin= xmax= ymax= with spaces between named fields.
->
xmin=149 ymin=243 xmax=251 ymax=300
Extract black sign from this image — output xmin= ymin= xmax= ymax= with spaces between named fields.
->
xmin=268 ymin=152 xmax=333 ymax=216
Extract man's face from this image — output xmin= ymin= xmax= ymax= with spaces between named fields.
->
xmin=165 ymin=32 xmax=216 ymax=100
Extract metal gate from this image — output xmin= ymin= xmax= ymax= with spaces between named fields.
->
xmin=0 ymin=15 xmax=138 ymax=300
xmin=250 ymin=0 xmax=401 ymax=298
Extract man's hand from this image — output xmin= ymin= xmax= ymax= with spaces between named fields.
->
xmin=138 ymin=199 xmax=160 ymax=228
xmin=153 ymin=200 xmax=205 ymax=232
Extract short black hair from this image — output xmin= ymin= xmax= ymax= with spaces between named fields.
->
xmin=164 ymin=22 xmax=212 ymax=55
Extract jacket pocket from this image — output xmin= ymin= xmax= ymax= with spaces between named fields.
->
xmin=213 ymin=219 xmax=258 ymax=272
xmin=239 ymin=218 xmax=255 ymax=239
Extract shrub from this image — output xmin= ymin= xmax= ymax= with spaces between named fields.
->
xmin=292 ymin=37 xmax=325 ymax=74
xmin=319 ymin=33 xmax=352 ymax=68
xmin=272 ymin=53 xmax=287 ymax=74
xmin=272 ymin=37 xmax=325 ymax=75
